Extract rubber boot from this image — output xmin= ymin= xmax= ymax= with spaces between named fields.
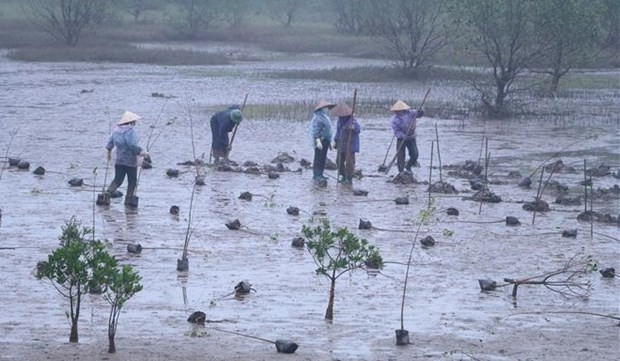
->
xmin=405 ymin=159 xmax=414 ymax=173
xmin=106 ymin=181 xmax=119 ymax=196
xmin=124 ymin=190 xmax=134 ymax=207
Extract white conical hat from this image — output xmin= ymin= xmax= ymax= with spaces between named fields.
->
xmin=390 ymin=100 xmax=411 ymax=111
xmin=118 ymin=111 xmax=141 ymax=125
xmin=314 ymin=99 xmax=336 ymax=112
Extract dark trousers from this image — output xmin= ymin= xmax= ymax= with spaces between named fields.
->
xmin=107 ymin=164 xmax=138 ymax=196
xmin=337 ymin=152 xmax=355 ymax=179
xmin=313 ymin=139 xmax=329 ymax=179
xmin=396 ymin=138 xmax=418 ymax=172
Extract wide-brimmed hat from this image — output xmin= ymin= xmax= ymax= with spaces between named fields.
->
xmin=333 ymin=103 xmax=353 ymax=117
xmin=118 ymin=110 xmax=141 ymax=125
xmin=314 ymin=99 xmax=336 ymax=112
xmin=390 ymin=100 xmax=411 ymax=112
xmin=229 ymin=109 xmax=243 ymax=123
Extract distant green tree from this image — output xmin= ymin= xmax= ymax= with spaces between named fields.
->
xmin=450 ymin=0 xmax=542 ymax=118
xmin=217 ymin=0 xmax=250 ymax=28
xmin=331 ymin=0 xmax=375 ymax=35
xmin=600 ymin=0 xmax=620 ymax=66
xmin=169 ymin=0 xmax=218 ymax=38
xmin=122 ymin=0 xmax=146 ymax=22
xmin=266 ymin=0 xmax=304 ymax=28
xmin=103 ymin=265 xmax=143 ymax=353
xmin=369 ymin=0 xmax=449 ymax=71
xmin=531 ymin=0 xmax=606 ymax=94
xmin=26 ymin=0 xmax=111 ymax=46
xmin=302 ymin=219 xmax=382 ymax=321
xmin=35 ymin=217 xmax=114 ymax=342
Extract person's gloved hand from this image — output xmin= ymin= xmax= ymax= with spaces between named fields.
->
xmin=331 ymin=141 xmax=337 ymax=150
xmin=315 ymin=138 xmax=323 ymax=150
xmin=417 ymin=108 xmax=425 ymax=118
xmin=226 ymin=145 xmax=232 ymax=152
xmin=140 ymin=150 xmax=149 ymax=157
xmin=348 ymin=123 xmax=355 ymax=130
xmin=106 ymin=149 xmax=112 ymax=161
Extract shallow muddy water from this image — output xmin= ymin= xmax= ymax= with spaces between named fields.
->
xmin=0 ymin=50 xmax=619 ymax=361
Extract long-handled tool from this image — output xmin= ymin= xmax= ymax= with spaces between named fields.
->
xmin=384 ymin=88 xmax=431 ymax=175
xmin=377 ymin=135 xmax=395 ymax=172
xmin=96 ymin=156 xmax=111 ymax=206
xmin=226 ymin=93 xmax=249 ymax=159
xmin=96 ymin=112 xmax=113 ymax=206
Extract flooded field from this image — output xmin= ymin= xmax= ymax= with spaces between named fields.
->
xmin=0 ymin=49 xmax=619 ymax=361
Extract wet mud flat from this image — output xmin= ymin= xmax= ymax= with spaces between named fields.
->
xmin=0 ymin=58 xmax=619 ymax=361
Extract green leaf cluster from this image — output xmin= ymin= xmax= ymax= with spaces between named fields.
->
xmin=34 ymin=216 xmax=142 ymax=347
xmin=302 ymin=218 xmax=382 ymax=280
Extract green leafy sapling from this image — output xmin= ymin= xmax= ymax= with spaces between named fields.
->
xmin=302 ymin=218 xmax=383 ymax=320
xmin=35 ymin=217 xmax=111 ymax=343
xmin=103 ymin=264 xmax=143 ymax=353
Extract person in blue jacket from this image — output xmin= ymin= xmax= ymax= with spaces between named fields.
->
xmin=309 ymin=99 xmax=335 ymax=182
xmin=210 ymin=105 xmax=243 ymax=164
xmin=332 ymin=103 xmax=361 ymax=185
xmin=105 ymin=110 xmax=147 ymax=206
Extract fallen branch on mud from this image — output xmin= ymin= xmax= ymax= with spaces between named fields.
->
xmin=506 ymin=310 xmax=620 ymax=323
xmin=502 ymin=252 xmax=596 ymax=299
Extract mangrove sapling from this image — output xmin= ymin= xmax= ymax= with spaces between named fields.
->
xmin=34 ymin=217 xmax=112 ymax=343
xmin=103 ymin=264 xmax=143 ymax=353
xmin=478 ymin=140 xmax=490 ymax=215
xmin=397 ymin=198 xmax=437 ymax=345
xmin=302 ymin=219 xmax=383 ymax=321
xmin=0 ymin=130 xmax=17 ymax=183
xmin=184 ymin=94 xmax=206 ymax=184
xmin=434 ymin=123 xmax=443 ymax=182
xmin=178 ymin=183 xmax=198 ymax=271
xmin=97 ymin=112 xmax=113 ymax=206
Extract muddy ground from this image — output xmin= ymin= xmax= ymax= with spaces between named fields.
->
xmin=0 ymin=46 xmax=619 ymax=361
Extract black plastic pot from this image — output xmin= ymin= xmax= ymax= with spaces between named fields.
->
xmin=96 ymin=193 xmax=110 ymax=206
xmin=275 ymin=339 xmax=298 ymax=354
xmin=395 ymin=329 xmax=409 ymax=345
xmin=177 ymin=258 xmax=189 ymax=272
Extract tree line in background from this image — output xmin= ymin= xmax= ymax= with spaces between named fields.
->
xmin=20 ymin=0 xmax=620 ymax=117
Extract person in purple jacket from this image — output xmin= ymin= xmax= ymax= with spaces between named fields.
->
xmin=105 ymin=110 xmax=147 ymax=206
xmin=332 ymin=103 xmax=361 ymax=185
xmin=390 ymin=100 xmax=424 ymax=174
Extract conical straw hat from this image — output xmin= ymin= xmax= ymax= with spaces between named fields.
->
xmin=314 ymin=99 xmax=336 ymax=112
xmin=118 ymin=111 xmax=141 ymax=125
xmin=333 ymin=103 xmax=353 ymax=117
xmin=390 ymin=100 xmax=411 ymax=112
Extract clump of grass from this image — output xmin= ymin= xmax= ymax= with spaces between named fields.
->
xmin=269 ymin=65 xmax=472 ymax=83
xmin=203 ymin=24 xmax=381 ymax=58
xmin=8 ymin=44 xmax=230 ymax=65
xmin=0 ymin=19 xmax=49 ymax=48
